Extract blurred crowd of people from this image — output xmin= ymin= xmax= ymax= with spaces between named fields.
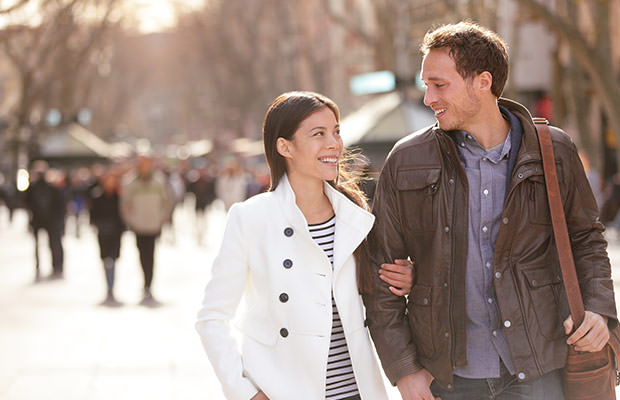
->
xmin=0 ymin=156 xmax=270 ymax=307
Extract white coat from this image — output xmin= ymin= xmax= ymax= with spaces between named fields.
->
xmin=195 ymin=174 xmax=389 ymax=400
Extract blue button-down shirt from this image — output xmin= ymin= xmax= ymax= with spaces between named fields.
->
xmin=452 ymin=114 xmax=515 ymax=379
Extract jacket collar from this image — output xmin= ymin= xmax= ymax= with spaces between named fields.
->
xmin=497 ymin=98 xmax=541 ymax=164
xmin=274 ymin=174 xmax=375 ymax=273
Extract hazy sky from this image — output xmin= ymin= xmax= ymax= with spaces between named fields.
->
xmin=126 ymin=0 xmax=205 ymax=33
xmin=0 ymin=0 xmax=206 ymax=33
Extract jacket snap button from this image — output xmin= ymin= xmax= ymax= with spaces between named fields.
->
xmin=284 ymin=227 xmax=294 ymax=237
xmin=502 ymin=217 xmax=509 ymax=224
xmin=531 ymin=280 xmax=537 ymax=287
xmin=495 ymin=272 xmax=502 ymax=279
xmin=423 ymin=298 xmax=429 ymax=305
xmin=280 ymin=328 xmax=289 ymax=337
xmin=444 ymin=226 xmax=450 ymax=233
xmin=279 ymin=293 xmax=289 ymax=303
xmin=517 ymin=372 xmax=526 ymax=380
xmin=283 ymin=259 xmax=293 ymax=269
xmin=518 ymin=173 xmax=524 ymax=179
xmin=504 ymin=320 xmax=511 ymax=328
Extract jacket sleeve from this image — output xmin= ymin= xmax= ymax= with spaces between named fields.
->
xmin=195 ymin=203 xmax=259 ymax=400
xmin=362 ymin=157 xmax=422 ymax=385
xmin=562 ymin=138 xmax=618 ymax=329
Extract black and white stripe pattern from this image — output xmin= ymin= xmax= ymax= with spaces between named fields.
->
xmin=309 ymin=216 xmax=360 ymax=400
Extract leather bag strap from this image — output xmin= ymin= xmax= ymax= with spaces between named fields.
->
xmin=533 ymin=118 xmax=586 ymax=329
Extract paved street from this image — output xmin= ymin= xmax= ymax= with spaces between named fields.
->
xmin=1 ymin=202 xmax=620 ymax=399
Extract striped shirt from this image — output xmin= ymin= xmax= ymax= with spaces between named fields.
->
xmin=309 ymin=216 xmax=360 ymax=400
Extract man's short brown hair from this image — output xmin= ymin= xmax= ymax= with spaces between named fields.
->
xmin=421 ymin=21 xmax=509 ymax=98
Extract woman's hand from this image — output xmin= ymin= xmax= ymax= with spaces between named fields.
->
xmin=379 ymin=258 xmax=414 ymax=296
xmin=251 ymin=390 xmax=269 ymax=400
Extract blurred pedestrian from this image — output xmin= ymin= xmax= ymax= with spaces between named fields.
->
xmin=89 ymin=169 xmax=125 ymax=306
xmin=24 ymin=161 xmax=66 ymax=281
xmin=196 ymin=91 xmax=413 ymax=400
xmin=120 ymin=155 xmax=172 ymax=305
xmin=0 ymin=172 xmax=18 ymax=225
xmin=187 ymin=167 xmax=216 ymax=244
xmin=161 ymin=167 xmax=186 ymax=244
xmin=215 ymin=160 xmax=247 ymax=210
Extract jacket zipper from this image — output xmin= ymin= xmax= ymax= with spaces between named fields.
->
xmin=449 ymin=171 xmax=457 ymax=369
xmin=502 ymin=159 xmax=545 ymax=376
xmin=444 ymin=135 xmax=463 ymax=370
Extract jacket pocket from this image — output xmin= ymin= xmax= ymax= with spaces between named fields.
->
xmin=525 ymin=174 xmax=552 ymax=225
xmin=397 ymin=168 xmax=440 ymax=232
xmin=522 ymin=266 xmax=565 ymax=340
xmin=408 ymin=284 xmax=435 ymax=358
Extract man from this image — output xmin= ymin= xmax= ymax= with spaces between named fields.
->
xmin=25 ymin=161 xmax=66 ymax=281
xmin=120 ymin=155 xmax=172 ymax=305
xmin=363 ymin=22 xmax=617 ymax=400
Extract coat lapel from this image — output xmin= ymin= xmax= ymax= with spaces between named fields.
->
xmin=324 ymin=182 xmax=374 ymax=277
xmin=274 ymin=175 xmax=375 ymax=278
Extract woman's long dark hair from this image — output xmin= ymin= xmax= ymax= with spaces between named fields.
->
xmin=262 ymin=91 xmax=373 ymax=293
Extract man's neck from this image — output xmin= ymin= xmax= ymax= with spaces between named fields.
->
xmin=466 ymin=102 xmax=511 ymax=150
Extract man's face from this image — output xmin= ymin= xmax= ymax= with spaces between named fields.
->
xmin=137 ymin=156 xmax=153 ymax=177
xmin=421 ymin=48 xmax=482 ymax=132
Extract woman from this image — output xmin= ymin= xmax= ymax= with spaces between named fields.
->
xmin=89 ymin=169 xmax=125 ymax=306
xmin=196 ymin=91 xmax=412 ymax=400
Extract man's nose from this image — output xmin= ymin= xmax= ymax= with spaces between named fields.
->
xmin=423 ymin=88 xmax=435 ymax=107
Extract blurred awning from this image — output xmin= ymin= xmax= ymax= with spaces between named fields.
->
xmin=340 ymin=92 xmax=435 ymax=170
xmin=231 ymin=138 xmax=263 ymax=157
xmin=35 ymin=123 xmax=132 ymax=163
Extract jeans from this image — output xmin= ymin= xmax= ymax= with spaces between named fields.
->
xmin=430 ymin=367 xmax=564 ymax=399
xmin=136 ymin=234 xmax=157 ymax=289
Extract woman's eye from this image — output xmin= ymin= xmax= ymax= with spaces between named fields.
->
xmin=314 ymin=131 xmax=324 ymax=136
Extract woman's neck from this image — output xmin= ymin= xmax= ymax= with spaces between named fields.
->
xmin=287 ymin=173 xmax=334 ymax=224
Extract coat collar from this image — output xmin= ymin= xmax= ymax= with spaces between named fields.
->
xmin=274 ymin=174 xmax=375 ymax=274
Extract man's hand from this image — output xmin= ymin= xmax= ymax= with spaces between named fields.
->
xmin=379 ymin=259 xmax=414 ymax=296
xmin=396 ymin=369 xmax=439 ymax=400
xmin=564 ymin=311 xmax=609 ymax=352
xmin=250 ymin=390 xmax=269 ymax=400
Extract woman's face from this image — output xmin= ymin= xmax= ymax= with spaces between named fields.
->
xmin=279 ymin=107 xmax=342 ymax=183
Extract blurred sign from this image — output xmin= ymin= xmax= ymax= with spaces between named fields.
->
xmin=77 ymin=108 xmax=93 ymax=126
xmin=350 ymin=70 xmax=395 ymax=95
xmin=46 ymin=109 xmax=62 ymax=127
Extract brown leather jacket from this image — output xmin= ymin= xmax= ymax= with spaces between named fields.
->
xmin=362 ymin=98 xmax=618 ymax=390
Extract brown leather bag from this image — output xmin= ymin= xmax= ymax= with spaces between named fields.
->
xmin=535 ymin=118 xmax=620 ymax=400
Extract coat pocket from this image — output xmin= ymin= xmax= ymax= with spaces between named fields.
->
xmin=522 ymin=266 xmax=565 ymax=340
xmin=397 ymin=168 xmax=440 ymax=232
xmin=408 ymin=284 xmax=435 ymax=358
xmin=239 ymin=313 xmax=279 ymax=346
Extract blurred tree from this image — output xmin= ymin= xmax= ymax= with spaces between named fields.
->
xmin=515 ymin=0 xmax=620 ymax=169
xmin=0 ymin=0 xmax=120 ymax=176
xmin=171 ymin=0 xmax=341 ymax=147
xmin=0 ymin=0 xmax=30 ymax=14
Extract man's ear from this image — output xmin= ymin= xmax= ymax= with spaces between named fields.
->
xmin=276 ymin=137 xmax=292 ymax=159
xmin=478 ymin=71 xmax=493 ymax=93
